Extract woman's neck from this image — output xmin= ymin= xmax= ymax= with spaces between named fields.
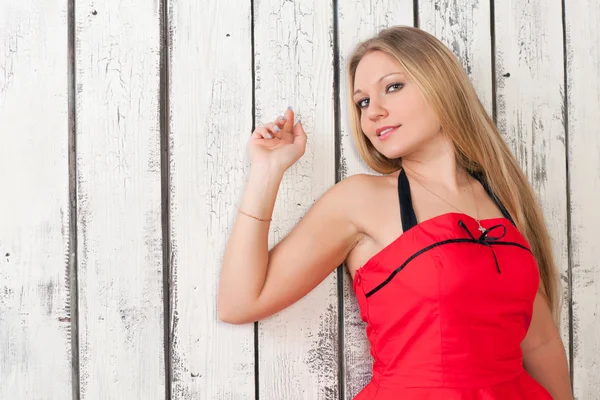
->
xmin=400 ymin=137 xmax=471 ymax=193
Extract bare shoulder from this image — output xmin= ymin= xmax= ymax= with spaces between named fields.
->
xmin=232 ymin=172 xmax=396 ymax=322
xmin=336 ymin=172 xmax=379 ymax=189
xmin=242 ymin=173 xmax=383 ymax=321
xmin=335 ymin=172 xmax=403 ymax=275
xmin=330 ymin=172 xmax=397 ymax=225
xmin=328 ymin=173 xmax=381 ymax=203
xmin=317 ymin=173 xmax=381 ymax=224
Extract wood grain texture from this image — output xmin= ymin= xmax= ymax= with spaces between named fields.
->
xmin=419 ymin=0 xmax=493 ymax=115
xmin=167 ymin=1 xmax=255 ymax=398
xmin=565 ymin=0 xmax=600 ymax=398
xmin=253 ymin=1 xmax=338 ymax=398
xmin=336 ymin=2 xmax=414 ymax=398
xmin=2 ymin=0 xmax=599 ymax=398
xmin=493 ymin=0 xmax=570 ymax=364
xmin=75 ymin=0 xmax=165 ymax=398
xmin=0 ymin=1 xmax=72 ymax=398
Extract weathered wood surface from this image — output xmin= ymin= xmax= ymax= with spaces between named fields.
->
xmin=565 ymin=0 xmax=600 ymax=398
xmin=167 ymin=0 xmax=255 ymax=398
xmin=420 ymin=0 xmax=493 ymax=115
xmin=253 ymin=1 xmax=338 ymax=399
xmin=75 ymin=0 xmax=165 ymax=398
xmin=494 ymin=0 xmax=570 ymax=363
xmin=337 ymin=2 xmax=414 ymax=398
xmin=0 ymin=1 xmax=73 ymax=398
xmin=1 ymin=0 xmax=599 ymax=398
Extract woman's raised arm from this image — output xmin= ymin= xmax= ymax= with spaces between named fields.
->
xmin=218 ymin=107 xmax=362 ymax=324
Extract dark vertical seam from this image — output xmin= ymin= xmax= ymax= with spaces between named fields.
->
xmin=250 ymin=0 xmax=256 ymax=134
xmin=331 ymin=0 xmax=344 ymax=397
xmin=560 ymin=0 xmax=574 ymax=392
xmin=436 ymin=254 xmax=445 ymax=386
xmin=413 ymin=0 xmax=420 ymax=28
xmin=489 ymin=0 xmax=497 ymax=124
xmin=159 ymin=0 xmax=172 ymax=398
xmin=254 ymin=322 xmax=259 ymax=400
xmin=251 ymin=0 xmax=259 ymax=398
xmin=333 ymin=0 xmax=341 ymax=186
xmin=336 ymin=268 xmax=345 ymax=400
xmin=369 ymin=382 xmax=381 ymax=400
xmin=67 ymin=0 xmax=81 ymax=398
xmin=362 ymin=280 xmax=381 ymax=387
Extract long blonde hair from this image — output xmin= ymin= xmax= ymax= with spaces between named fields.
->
xmin=348 ymin=26 xmax=561 ymax=322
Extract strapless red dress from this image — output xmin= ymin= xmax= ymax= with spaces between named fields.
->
xmin=352 ymin=169 xmax=553 ymax=399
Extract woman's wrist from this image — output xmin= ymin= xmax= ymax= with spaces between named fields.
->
xmin=238 ymin=165 xmax=284 ymax=222
xmin=249 ymin=160 xmax=287 ymax=179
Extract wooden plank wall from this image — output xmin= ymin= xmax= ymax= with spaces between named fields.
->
xmin=254 ymin=0 xmax=338 ymax=400
xmin=253 ymin=1 xmax=338 ymax=399
xmin=1 ymin=0 xmax=599 ymax=399
xmin=566 ymin=0 xmax=600 ymax=398
xmin=168 ymin=1 xmax=255 ymax=398
xmin=493 ymin=0 xmax=570 ymax=366
xmin=0 ymin=1 xmax=73 ymax=398
xmin=74 ymin=0 xmax=166 ymax=398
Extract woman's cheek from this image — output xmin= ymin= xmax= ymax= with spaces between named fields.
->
xmin=360 ymin=119 xmax=369 ymax=137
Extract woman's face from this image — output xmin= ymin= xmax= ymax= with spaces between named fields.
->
xmin=352 ymin=50 xmax=442 ymax=159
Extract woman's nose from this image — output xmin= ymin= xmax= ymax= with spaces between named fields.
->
xmin=367 ymin=100 xmax=388 ymax=121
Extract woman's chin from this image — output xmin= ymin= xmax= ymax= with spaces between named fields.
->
xmin=376 ymin=145 xmax=410 ymax=160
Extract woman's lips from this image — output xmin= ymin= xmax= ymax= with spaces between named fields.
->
xmin=377 ymin=125 xmax=400 ymax=140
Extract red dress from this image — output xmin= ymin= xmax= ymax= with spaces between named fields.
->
xmin=352 ymin=169 xmax=553 ymax=399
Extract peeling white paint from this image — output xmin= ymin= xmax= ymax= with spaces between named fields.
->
xmin=75 ymin=0 xmax=166 ymax=398
xmin=0 ymin=1 xmax=72 ymax=399
xmin=1 ymin=0 xmax=598 ymax=398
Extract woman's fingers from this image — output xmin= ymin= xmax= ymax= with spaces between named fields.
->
xmin=252 ymin=122 xmax=282 ymax=140
xmin=281 ymin=107 xmax=295 ymax=134
xmin=265 ymin=122 xmax=283 ymax=138
xmin=292 ymin=120 xmax=307 ymax=153
xmin=275 ymin=114 xmax=287 ymax=129
xmin=251 ymin=107 xmax=296 ymax=141
xmin=251 ymin=126 xmax=273 ymax=140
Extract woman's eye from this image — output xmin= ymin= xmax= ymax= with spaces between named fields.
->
xmin=357 ymin=98 xmax=369 ymax=109
xmin=387 ymin=83 xmax=404 ymax=92
xmin=356 ymin=83 xmax=402 ymax=109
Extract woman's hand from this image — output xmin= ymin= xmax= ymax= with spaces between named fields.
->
xmin=249 ymin=107 xmax=307 ymax=172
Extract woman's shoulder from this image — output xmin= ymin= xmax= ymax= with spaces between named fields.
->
xmin=332 ymin=173 xmax=382 ymax=197
xmin=324 ymin=172 xmax=397 ymax=214
xmin=327 ymin=172 xmax=401 ymax=257
xmin=336 ymin=172 xmax=396 ymax=192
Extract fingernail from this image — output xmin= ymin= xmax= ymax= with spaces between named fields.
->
xmin=274 ymin=126 xmax=280 ymax=133
xmin=278 ymin=115 xmax=286 ymax=121
xmin=287 ymin=106 xmax=293 ymax=111
xmin=297 ymin=119 xmax=301 ymax=124
xmin=266 ymin=133 xmax=272 ymax=139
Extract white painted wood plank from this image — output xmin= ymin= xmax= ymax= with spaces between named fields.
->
xmin=493 ymin=0 xmax=570 ymax=365
xmin=0 ymin=1 xmax=72 ymax=398
xmin=419 ymin=0 xmax=493 ymax=115
xmin=565 ymin=0 xmax=600 ymax=397
xmin=167 ymin=1 xmax=255 ymax=399
xmin=336 ymin=2 xmax=414 ymax=398
xmin=254 ymin=1 xmax=338 ymax=398
xmin=75 ymin=1 xmax=165 ymax=398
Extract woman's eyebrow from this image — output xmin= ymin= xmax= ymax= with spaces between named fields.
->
xmin=353 ymin=72 xmax=405 ymax=95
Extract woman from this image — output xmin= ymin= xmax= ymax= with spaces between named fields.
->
xmin=218 ymin=26 xmax=572 ymax=399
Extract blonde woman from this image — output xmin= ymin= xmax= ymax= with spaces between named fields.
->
xmin=218 ymin=26 xmax=572 ymax=399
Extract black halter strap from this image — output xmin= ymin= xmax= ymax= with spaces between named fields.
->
xmin=398 ymin=168 xmax=418 ymax=232
xmin=397 ymin=168 xmax=515 ymax=232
